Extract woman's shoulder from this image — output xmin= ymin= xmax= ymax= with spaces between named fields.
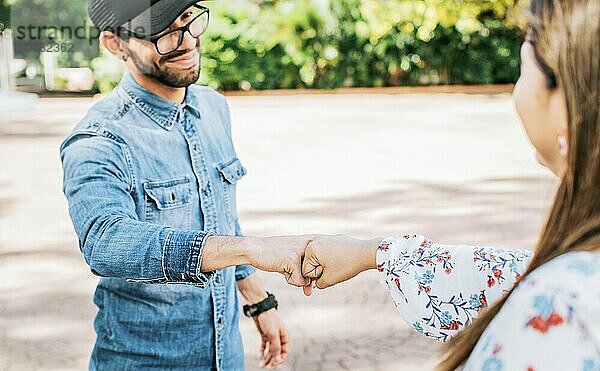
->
xmin=465 ymin=252 xmax=600 ymax=370
xmin=502 ymin=251 xmax=600 ymax=344
xmin=523 ymin=251 xmax=600 ymax=291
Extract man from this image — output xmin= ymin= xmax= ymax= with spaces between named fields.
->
xmin=60 ymin=1 xmax=309 ymax=369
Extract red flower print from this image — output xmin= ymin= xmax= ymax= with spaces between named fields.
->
xmin=492 ymin=344 xmax=502 ymax=355
xmin=449 ymin=321 xmax=459 ymax=330
xmin=487 ymin=276 xmax=496 ymax=288
xmin=377 ymin=264 xmax=384 ymax=272
xmin=527 ymin=367 xmax=535 ymax=371
xmin=547 ymin=312 xmax=564 ymax=326
xmin=527 ymin=311 xmax=564 ymax=334
xmin=425 ymin=286 xmax=431 ymax=293
xmin=417 ymin=248 xmax=423 ymax=254
xmin=394 ymin=278 xmax=401 ymax=290
xmin=479 ymin=293 xmax=488 ymax=308
xmin=445 ymin=267 xmax=452 ymax=275
xmin=528 ymin=316 xmax=549 ymax=333
xmin=378 ymin=243 xmax=390 ymax=251
xmin=493 ymin=269 xmax=502 ymax=278
xmin=403 ymin=234 xmax=410 ymax=239
xmin=425 ymin=258 xmax=431 ymax=265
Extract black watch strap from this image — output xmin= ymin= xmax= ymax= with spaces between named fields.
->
xmin=243 ymin=292 xmax=278 ymax=317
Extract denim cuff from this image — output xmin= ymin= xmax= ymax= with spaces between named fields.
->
xmin=235 ymin=264 xmax=257 ymax=281
xmin=164 ymin=229 xmax=215 ymax=287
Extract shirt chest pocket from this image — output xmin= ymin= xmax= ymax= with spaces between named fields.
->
xmin=217 ymin=158 xmax=246 ymax=226
xmin=143 ymin=176 xmax=193 ymax=229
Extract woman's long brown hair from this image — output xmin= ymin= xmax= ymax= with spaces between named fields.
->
xmin=438 ymin=0 xmax=600 ymax=369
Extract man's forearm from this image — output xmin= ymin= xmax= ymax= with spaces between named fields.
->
xmin=199 ymin=234 xmax=314 ymax=287
xmin=237 ymin=274 xmax=269 ymax=304
xmin=199 ymin=235 xmax=256 ymax=272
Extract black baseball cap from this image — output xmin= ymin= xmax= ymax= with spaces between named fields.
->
xmin=88 ymin=0 xmax=202 ymax=36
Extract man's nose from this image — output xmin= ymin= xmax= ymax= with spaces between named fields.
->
xmin=180 ymin=30 xmax=199 ymax=51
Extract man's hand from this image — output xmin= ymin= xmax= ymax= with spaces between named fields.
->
xmin=301 ymin=235 xmax=380 ymax=295
xmin=201 ymin=235 xmax=313 ymax=287
xmin=253 ymin=310 xmax=289 ymax=369
xmin=247 ymin=236 xmax=314 ymax=287
xmin=238 ymin=275 xmax=288 ymax=369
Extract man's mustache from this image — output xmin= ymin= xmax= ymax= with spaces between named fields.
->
xmin=159 ymin=41 xmax=201 ymax=64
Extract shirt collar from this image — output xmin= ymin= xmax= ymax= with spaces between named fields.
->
xmin=118 ymin=71 xmax=202 ymax=130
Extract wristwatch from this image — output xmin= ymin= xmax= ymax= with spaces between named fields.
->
xmin=243 ymin=292 xmax=278 ymax=317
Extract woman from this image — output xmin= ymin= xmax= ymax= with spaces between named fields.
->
xmin=302 ymin=0 xmax=600 ymax=369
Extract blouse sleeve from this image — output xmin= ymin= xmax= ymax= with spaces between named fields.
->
xmin=376 ymin=234 xmax=533 ymax=342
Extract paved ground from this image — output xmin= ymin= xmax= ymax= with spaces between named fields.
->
xmin=0 ymin=92 xmax=556 ymax=371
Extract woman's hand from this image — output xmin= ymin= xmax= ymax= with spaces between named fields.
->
xmin=301 ymin=235 xmax=380 ymax=295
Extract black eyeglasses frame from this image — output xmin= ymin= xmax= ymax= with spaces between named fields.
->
xmin=117 ymin=4 xmax=210 ymax=56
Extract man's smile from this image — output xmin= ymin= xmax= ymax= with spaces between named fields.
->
xmin=166 ymin=49 xmax=199 ymax=68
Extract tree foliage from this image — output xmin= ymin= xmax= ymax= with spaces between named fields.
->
xmin=199 ymin=0 xmax=525 ymax=91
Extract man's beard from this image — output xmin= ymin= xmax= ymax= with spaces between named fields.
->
xmin=129 ymin=45 xmax=201 ymax=88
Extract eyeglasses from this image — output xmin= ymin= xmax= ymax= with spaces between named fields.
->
xmin=118 ymin=4 xmax=210 ymax=55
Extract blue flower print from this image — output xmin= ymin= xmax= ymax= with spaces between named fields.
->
xmin=583 ymin=358 xmax=600 ymax=371
xmin=509 ymin=260 xmax=518 ymax=273
xmin=440 ymin=311 xmax=453 ymax=327
xmin=568 ymin=260 xmax=598 ymax=276
xmin=533 ymin=295 xmax=553 ymax=317
xmin=470 ymin=293 xmax=481 ymax=308
xmin=422 ymin=270 xmax=434 ymax=285
xmin=482 ymin=358 xmax=503 ymax=371
xmin=412 ymin=322 xmax=424 ymax=334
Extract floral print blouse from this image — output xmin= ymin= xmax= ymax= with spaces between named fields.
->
xmin=376 ymin=234 xmax=600 ymax=370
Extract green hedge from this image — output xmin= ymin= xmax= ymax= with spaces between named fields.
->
xmin=197 ymin=0 xmax=525 ymax=91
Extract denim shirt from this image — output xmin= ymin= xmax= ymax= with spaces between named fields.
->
xmin=60 ymin=71 xmax=255 ymax=370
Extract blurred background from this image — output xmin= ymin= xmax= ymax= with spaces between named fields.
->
xmin=0 ymin=0 xmax=525 ymax=95
xmin=0 ymin=1 xmax=557 ymax=371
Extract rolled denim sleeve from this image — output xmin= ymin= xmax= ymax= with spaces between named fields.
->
xmin=234 ymin=218 xmax=256 ymax=281
xmin=61 ymin=134 xmax=214 ymax=286
xmin=163 ymin=229 xmax=216 ymax=285
xmin=235 ymin=264 xmax=256 ymax=281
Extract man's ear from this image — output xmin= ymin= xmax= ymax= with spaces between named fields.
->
xmin=100 ymin=31 xmax=128 ymax=61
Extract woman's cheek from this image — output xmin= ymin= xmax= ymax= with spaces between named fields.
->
xmin=536 ymin=151 xmax=550 ymax=168
xmin=514 ymin=76 xmax=540 ymax=147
